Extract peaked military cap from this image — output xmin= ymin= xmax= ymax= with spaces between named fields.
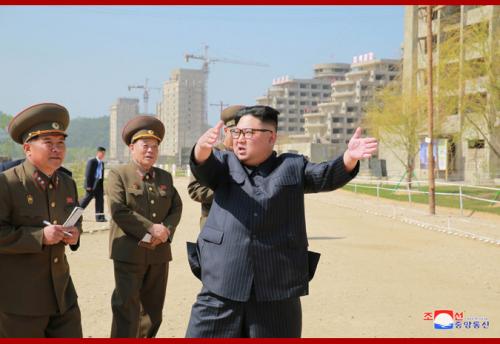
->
xmin=122 ymin=115 xmax=165 ymax=145
xmin=220 ymin=105 xmax=245 ymax=127
xmin=8 ymin=103 xmax=70 ymax=144
xmin=235 ymin=105 xmax=280 ymax=126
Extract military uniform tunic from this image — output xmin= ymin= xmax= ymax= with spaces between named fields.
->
xmin=187 ymin=143 xmax=227 ymax=229
xmin=106 ymin=161 xmax=182 ymax=338
xmin=107 ymin=162 xmax=182 ymax=263
xmin=0 ymin=160 xmax=82 ymax=337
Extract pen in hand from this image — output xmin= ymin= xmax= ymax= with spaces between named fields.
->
xmin=42 ymin=220 xmax=73 ymax=237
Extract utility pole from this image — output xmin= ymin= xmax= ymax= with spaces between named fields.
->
xmin=210 ymin=101 xmax=229 ymax=115
xmin=427 ymin=5 xmax=436 ymax=215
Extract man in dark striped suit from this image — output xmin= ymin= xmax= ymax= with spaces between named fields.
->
xmin=186 ymin=105 xmax=378 ymax=338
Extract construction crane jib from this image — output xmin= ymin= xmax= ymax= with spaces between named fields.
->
xmin=128 ymin=78 xmax=161 ymax=115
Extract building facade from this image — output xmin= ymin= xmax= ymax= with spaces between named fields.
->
xmin=292 ymin=56 xmax=399 ymax=149
xmin=256 ymin=63 xmax=350 ymax=136
xmin=399 ymin=5 xmax=499 ymax=183
xmin=316 ymin=57 xmax=400 ymax=147
xmin=109 ymin=98 xmax=140 ymax=163
xmin=157 ymin=68 xmax=207 ymax=163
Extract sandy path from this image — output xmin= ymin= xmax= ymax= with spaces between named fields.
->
xmin=68 ymin=177 xmax=500 ymax=338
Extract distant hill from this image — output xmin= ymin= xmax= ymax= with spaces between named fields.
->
xmin=0 ymin=128 xmax=8 ymax=141
xmin=66 ymin=116 xmax=109 ymax=149
xmin=0 ymin=112 xmax=12 ymax=130
xmin=0 ymin=112 xmax=109 ymax=162
xmin=1 ymin=112 xmax=109 ymax=149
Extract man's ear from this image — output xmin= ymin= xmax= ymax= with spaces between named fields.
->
xmin=23 ymin=142 xmax=32 ymax=156
xmin=269 ymin=131 xmax=277 ymax=145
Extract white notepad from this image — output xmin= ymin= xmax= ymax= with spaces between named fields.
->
xmin=63 ymin=207 xmax=84 ymax=227
xmin=141 ymin=233 xmax=152 ymax=243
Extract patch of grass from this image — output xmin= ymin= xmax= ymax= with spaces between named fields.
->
xmin=342 ymin=182 xmax=500 ymax=216
xmin=66 ymin=161 xmax=87 ymax=198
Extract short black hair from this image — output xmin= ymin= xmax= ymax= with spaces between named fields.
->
xmin=235 ymin=106 xmax=279 ymax=130
xmin=97 ymin=146 xmax=106 ymax=152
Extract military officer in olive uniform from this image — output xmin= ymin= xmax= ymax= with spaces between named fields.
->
xmin=107 ymin=116 xmax=183 ymax=338
xmin=0 ymin=103 xmax=82 ymax=338
xmin=187 ymin=105 xmax=244 ymax=229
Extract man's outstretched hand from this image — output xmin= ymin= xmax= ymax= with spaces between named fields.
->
xmin=343 ymin=127 xmax=378 ymax=172
xmin=194 ymin=121 xmax=224 ymax=164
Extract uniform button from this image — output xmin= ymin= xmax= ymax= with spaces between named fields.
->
xmin=253 ymin=212 xmax=258 ymax=217
xmin=53 ymin=257 xmax=59 ymax=263
xmin=49 ymin=184 xmax=53 ymax=189
xmin=152 ymin=213 xmax=157 ymax=218
xmin=51 ymin=202 xmax=56 ymax=208
xmin=145 ymin=175 xmax=150 ymax=180
xmin=148 ymin=187 xmax=153 ymax=191
xmin=150 ymin=200 xmax=155 ymax=204
xmin=53 ymin=220 xmax=58 ymax=225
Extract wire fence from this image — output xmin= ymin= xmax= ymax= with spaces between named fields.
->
xmin=307 ymin=190 xmax=500 ymax=247
xmin=344 ymin=178 xmax=500 ymax=216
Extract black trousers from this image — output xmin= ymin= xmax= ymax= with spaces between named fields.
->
xmin=111 ymin=260 xmax=169 ymax=338
xmin=0 ymin=302 xmax=82 ymax=338
xmin=80 ymin=179 xmax=104 ymax=219
xmin=186 ymin=286 xmax=302 ymax=338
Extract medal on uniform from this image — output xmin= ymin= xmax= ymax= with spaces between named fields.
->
xmin=27 ymin=194 xmax=34 ymax=205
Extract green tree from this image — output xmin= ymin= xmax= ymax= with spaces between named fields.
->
xmin=437 ymin=16 xmax=500 ymax=160
xmin=364 ymin=76 xmax=428 ymax=187
xmin=0 ymin=112 xmax=12 ymax=129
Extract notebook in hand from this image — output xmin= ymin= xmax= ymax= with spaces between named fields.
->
xmin=138 ymin=233 xmax=156 ymax=250
xmin=63 ymin=207 xmax=84 ymax=228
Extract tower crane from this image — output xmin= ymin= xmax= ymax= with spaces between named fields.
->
xmin=210 ymin=101 xmax=230 ymax=115
xmin=184 ymin=45 xmax=268 ymax=123
xmin=128 ymin=78 xmax=161 ymax=115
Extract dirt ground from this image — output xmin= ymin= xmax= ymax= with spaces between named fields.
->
xmin=68 ymin=176 xmax=500 ymax=338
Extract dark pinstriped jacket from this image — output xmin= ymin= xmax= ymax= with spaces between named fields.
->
xmin=190 ymin=150 xmax=359 ymax=302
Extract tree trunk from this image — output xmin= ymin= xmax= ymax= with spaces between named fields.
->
xmin=406 ymin=157 xmax=415 ymax=189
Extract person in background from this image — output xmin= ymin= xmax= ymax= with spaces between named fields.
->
xmin=187 ymin=105 xmax=245 ymax=229
xmin=80 ymin=146 xmax=107 ymax=221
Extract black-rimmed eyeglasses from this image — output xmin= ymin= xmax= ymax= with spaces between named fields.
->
xmin=229 ymin=128 xmax=274 ymax=139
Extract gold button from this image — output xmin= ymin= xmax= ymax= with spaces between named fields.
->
xmin=53 ymin=257 xmax=59 ymax=263
xmin=53 ymin=220 xmax=58 ymax=225
xmin=49 ymin=184 xmax=53 ymax=189
xmin=145 ymin=175 xmax=150 ymax=180
xmin=152 ymin=213 xmax=157 ymax=218
xmin=51 ymin=202 xmax=56 ymax=208
xmin=148 ymin=187 xmax=153 ymax=191
xmin=150 ymin=200 xmax=155 ymax=204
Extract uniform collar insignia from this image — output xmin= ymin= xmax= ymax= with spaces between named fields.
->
xmin=33 ymin=170 xmax=59 ymax=191
xmin=136 ymin=168 xmax=155 ymax=181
